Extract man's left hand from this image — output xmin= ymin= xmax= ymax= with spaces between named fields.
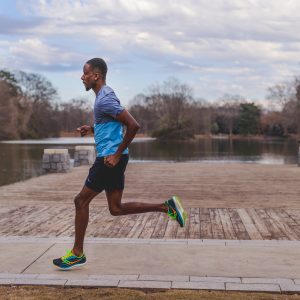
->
xmin=104 ymin=154 xmax=121 ymax=168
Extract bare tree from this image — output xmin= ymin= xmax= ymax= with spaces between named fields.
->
xmin=217 ymin=94 xmax=245 ymax=137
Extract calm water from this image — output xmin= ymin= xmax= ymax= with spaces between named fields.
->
xmin=0 ymin=137 xmax=298 ymax=187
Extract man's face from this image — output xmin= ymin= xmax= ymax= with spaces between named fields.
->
xmin=81 ymin=63 xmax=98 ymax=91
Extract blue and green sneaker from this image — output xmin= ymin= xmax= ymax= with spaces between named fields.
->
xmin=53 ymin=250 xmax=86 ymax=270
xmin=165 ymin=195 xmax=187 ymax=227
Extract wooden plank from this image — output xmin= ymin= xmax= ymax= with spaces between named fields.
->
xmin=86 ymin=207 xmax=110 ymax=237
xmin=255 ymin=209 xmax=286 ymax=240
xmin=227 ymin=209 xmax=250 ymax=240
xmin=265 ymin=209 xmax=298 ymax=240
xmin=20 ymin=206 xmax=58 ymax=236
xmin=0 ymin=206 xmax=35 ymax=233
xmin=185 ymin=208 xmax=200 ymax=239
xmin=107 ymin=215 xmax=128 ymax=238
xmin=218 ymin=209 xmax=236 ymax=239
xmin=139 ymin=213 xmax=160 ymax=239
xmin=151 ymin=213 xmax=168 ymax=239
xmin=2 ymin=162 xmax=300 ymax=209
xmin=246 ymin=208 xmax=271 ymax=239
xmin=90 ymin=208 xmax=116 ymax=238
xmin=199 ymin=208 xmax=213 ymax=239
xmin=209 ymin=209 xmax=224 ymax=239
xmin=50 ymin=208 xmax=75 ymax=236
xmin=278 ymin=209 xmax=300 ymax=239
xmin=237 ymin=208 xmax=263 ymax=240
xmin=285 ymin=210 xmax=300 ymax=227
xmin=164 ymin=217 xmax=178 ymax=239
xmin=176 ymin=208 xmax=191 ymax=239
xmin=7 ymin=206 xmax=50 ymax=236
xmin=126 ymin=213 xmax=151 ymax=238
xmin=115 ymin=214 xmax=140 ymax=238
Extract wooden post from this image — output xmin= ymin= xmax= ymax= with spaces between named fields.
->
xmin=74 ymin=146 xmax=96 ymax=167
xmin=298 ymin=146 xmax=300 ymax=167
xmin=42 ymin=149 xmax=70 ymax=172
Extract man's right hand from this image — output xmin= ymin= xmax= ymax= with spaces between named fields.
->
xmin=76 ymin=125 xmax=93 ymax=137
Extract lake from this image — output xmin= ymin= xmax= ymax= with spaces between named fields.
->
xmin=0 ymin=137 xmax=299 ymax=187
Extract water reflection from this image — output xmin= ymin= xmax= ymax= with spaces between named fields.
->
xmin=0 ymin=137 xmax=298 ymax=187
xmin=128 ymin=138 xmax=298 ymax=164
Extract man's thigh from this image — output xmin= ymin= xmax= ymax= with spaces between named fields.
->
xmin=105 ymin=189 xmax=123 ymax=210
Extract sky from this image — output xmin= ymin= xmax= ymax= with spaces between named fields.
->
xmin=0 ymin=0 xmax=300 ymax=107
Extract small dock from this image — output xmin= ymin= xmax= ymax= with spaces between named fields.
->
xmin=1 ymin=162 xmax=300 ymax=240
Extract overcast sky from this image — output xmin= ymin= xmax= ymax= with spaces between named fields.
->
xmin=0 ymin=0 xmax=299 ymax=106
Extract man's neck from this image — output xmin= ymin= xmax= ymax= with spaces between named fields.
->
xmin=93 ymin=81 xmax=106 ymax=95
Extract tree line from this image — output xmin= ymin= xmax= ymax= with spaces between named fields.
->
xmin=0 ymin=70 xmax=93 ymax=140
xmin=0 ymin=69 xmax=299 ymax=140
xmin=129 ymin=78 xmax=300 ymax=139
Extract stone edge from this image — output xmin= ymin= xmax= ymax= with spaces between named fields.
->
xmin=0 ymin=274 xmax=300 ymax=293
xmin=1 ymin=236 xmax=300 ymax=247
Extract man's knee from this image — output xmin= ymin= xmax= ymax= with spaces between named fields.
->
xmin=74 ymin=194 xmax=89 ymax=210
xmin=109 ymin=205 xmax=123 ymax=216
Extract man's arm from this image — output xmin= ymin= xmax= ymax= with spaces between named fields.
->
xmin=104 ymin=110 xmax=140 ymax=167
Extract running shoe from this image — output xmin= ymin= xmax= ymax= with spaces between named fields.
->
xmin=53 ymin=250 xmax=86 ymax=270
xmin=165 ymin=195 xmax=187 ymax=227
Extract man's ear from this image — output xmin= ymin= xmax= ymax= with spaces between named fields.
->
xmin=94 ymin=72 xmax=102 ymax=81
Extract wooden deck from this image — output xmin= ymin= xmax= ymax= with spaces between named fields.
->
xmin=1 ymin=162 xmax=300 ymax=240
xmin=1 ymin=205 xmax=300 ymax=240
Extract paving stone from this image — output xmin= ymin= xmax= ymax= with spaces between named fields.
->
xmin=149 ymin=240 xmax=187 ymax=245
xmin=42 ymin=163 xmax=50 ymax=169
xmin=238 ymin=240 xmax=279 ymax=247
xmin=293 ymin=279 xmax=300 ymax=285
xmin=276 ymin=241 xmax=300 ymax=246
xmin=187 ymin=240 xmax=204 ymax=245
xmin=280 ymin=283 xmax=300 ymax=292
xmin=37 ymin=274 xmax=89 ymax=280
xmin=66 ymin=279 xmax=119 ymax=287
xmin=172 ymin=281 xmax=225 ymax=290
xmin=190 ymin=276 xmax=241 ymax=283
xmin=225 ymin=240 xmax=241 ymax=245
xmin=42 ymin=154 xmax=50 ymax=163
xmin=0 ymin=273 xmax=38 ymax=279
xmin=139 ymin=275 xmax=189 ymax=282
xmin=88 ymin=274 xmax=138 ymax=280
xmin=226 ymin=283 xmax=280 ymax=292
xmin=52 ymin=154 xmax=60 ymax=163
xmin=13 ymin=278 xmax=67 ymax=286
xmin=164 ymin=239 xmax=188 ymax=243
xmin=242 ymin=277 xmax=294 ymax=285
xmin=44 ymin=149 xmax=68 ymax=154
xmin=122 ymin=239 xmax=150 ymax=244
xmin=119 ymin=280 xmax=171 ymax=289
xmin=0 ymin=279 xmax=14 ymax=285
xmin=193 ymin=239 xmax=226 ymax=245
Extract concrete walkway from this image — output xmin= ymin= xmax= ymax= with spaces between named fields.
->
xmin=1 ymin=236 xmax=300 ymax=293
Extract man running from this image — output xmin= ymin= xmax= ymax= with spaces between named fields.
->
xmin=53 ymin=58 xmax=187 ymax=270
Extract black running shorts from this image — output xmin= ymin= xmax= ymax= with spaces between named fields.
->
xmin=85 ymin=154 xmax=129 ymax=192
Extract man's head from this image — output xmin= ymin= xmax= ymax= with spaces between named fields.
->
xmin=81 ymin=58 xmax=107 ymax=91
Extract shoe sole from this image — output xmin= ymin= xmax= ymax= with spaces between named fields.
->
xmin=172 ymin=196 xmax=187 ymax=227
xmin=53 ymin=261 xmax=87 ymax=270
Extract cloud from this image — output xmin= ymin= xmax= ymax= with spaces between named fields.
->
xmin=0 ymin=14 xmax=43 ymax=35
xmin=7 ymin=38 xmax=84 ymax=71
xmin=11 ymin=1 xmax=300 ymax=65
xmin=0 ymin=0 xmax=299 ymax=102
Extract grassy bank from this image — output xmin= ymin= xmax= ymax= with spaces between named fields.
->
xmin=1 ymin=286 xmax=300 ymax=300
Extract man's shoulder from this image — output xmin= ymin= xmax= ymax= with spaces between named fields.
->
xmin=97 ymin=85 xmax=115 ymax=100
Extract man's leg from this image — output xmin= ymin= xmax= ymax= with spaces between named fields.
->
xmin=106 ymin=189 xmax=168 ymax=216
xmin=72 ymin=186 xmax=99 ymax=256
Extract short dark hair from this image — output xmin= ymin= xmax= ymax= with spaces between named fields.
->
xmin=86 ymin=58 xmax=107 ymax=80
